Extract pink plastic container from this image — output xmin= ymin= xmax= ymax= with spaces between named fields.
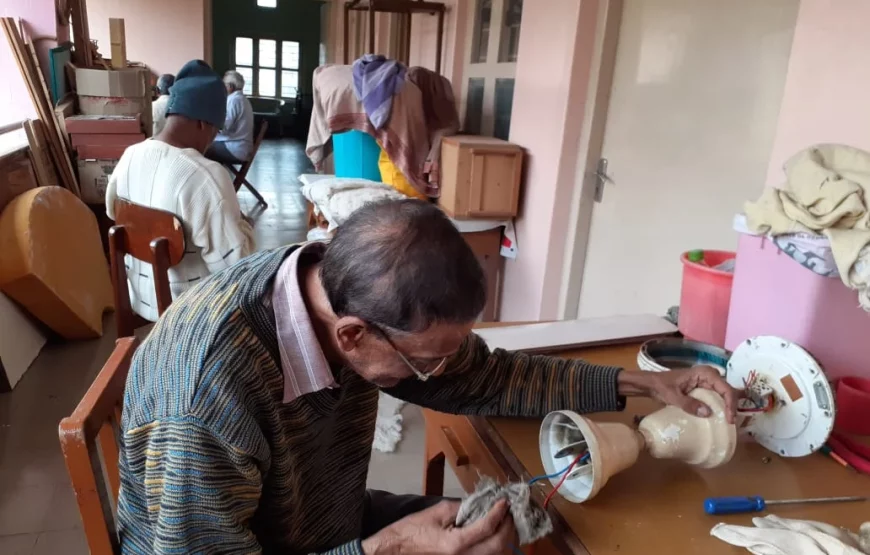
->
xmin=679 ymin=250 xmax=735 ymax=348
xmin=725 ymin=233 xmax=870 ymax=380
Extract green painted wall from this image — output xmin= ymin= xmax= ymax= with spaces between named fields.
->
xmin=211 ymin=0 xmax=323 ymax=96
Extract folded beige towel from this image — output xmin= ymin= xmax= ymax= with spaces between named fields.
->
xmin=745 ymin=144 xmax=870 ymax=309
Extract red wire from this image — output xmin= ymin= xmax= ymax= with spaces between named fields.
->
xmin=542 ymin=453 xmax=585 ymax=509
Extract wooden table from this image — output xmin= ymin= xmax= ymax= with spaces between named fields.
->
xmin=422 ymin=342 xmax=870 ymax=555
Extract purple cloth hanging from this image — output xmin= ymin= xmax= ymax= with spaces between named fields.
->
xmin=352 ymin=54 xmax=406 ymax=130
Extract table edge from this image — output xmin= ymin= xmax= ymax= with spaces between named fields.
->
xmin=468 ymin=416 xmax=591 ymax=555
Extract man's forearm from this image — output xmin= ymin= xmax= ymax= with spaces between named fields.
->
xmin=617 ymin=369 xmax=655 ymax=396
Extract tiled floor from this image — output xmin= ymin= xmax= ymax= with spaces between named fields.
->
xmin=0 ymin=139 xmax=461 ymax=553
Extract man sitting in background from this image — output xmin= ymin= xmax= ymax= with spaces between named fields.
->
xmin=105 ymin=59 xmax=254 ymax=322
xmin=151 ymin=73 xmax=174 ymax=136
xmin=205 ymin=70 xmax=254 ymax=165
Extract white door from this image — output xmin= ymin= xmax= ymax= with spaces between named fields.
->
xmin=573 ymin=0 xmax=799 ymax=318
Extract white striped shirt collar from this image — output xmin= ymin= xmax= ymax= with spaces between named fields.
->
xmin=272 ymin=243 xmax=336 ymax=403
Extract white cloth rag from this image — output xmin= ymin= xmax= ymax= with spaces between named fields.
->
xmin=711 ymin=515 xmax=870 ymax=555
xmin=300 ymin=177 xmax=406 ymax=232
xmin=372 ymin=392 xmax=406 ymax=453
xmin=744 ymin=144 xmax=870 ymax=309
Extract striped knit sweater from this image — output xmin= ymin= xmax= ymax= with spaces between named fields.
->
xmin=117 ymin=246 xmax=625 ymax=554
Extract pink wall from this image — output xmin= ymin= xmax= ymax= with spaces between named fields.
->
xmin=764 ymin=0 xmax=870 ymax=186
xmin=87 ymin=0 xmax=207 ymax=76
xmin=0 ymin=0 xmax=65 ymax=127
xmin=500 ymin=0 xmax=601 ymax=321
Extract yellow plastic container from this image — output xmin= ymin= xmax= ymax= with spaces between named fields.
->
xmin=378 ymin=149 xmax=427 ymax=200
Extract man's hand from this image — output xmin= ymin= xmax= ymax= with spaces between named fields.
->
xmin=362 ymin=499 xmax=515 ymax=555
xmin=618 ymin=366 xmax=740 ymax=423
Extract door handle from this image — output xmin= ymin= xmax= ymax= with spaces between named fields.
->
xmin=593 ymin=157 xmax=613 ymax=202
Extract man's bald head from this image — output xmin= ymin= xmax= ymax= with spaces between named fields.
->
xmin=320 ymin=199 xmax=487 ymax=332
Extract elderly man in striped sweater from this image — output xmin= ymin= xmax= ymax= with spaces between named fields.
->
xmin=117 ymin=200 xmax=738 ymax=555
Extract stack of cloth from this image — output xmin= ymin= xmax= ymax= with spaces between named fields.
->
xmin=712 ymin=514 xmax=870 ymax=555
xmin=307 ymin=55 xmax=460 ymax=199
xmin=300 ymin=176 xmax=406 ymax=233
xmin=745 ymin=144 xmax=870 ymax=310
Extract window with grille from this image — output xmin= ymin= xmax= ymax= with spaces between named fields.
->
xmin=233 ymin=37 xmax=301 ymax=99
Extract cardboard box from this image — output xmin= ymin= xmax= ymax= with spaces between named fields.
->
xmin=77 ymin=158 xmax=118 ymax=204
xmin=74 ymin=66 xmax=153 ymax=137
xmin=0 ymin=292 xmax=46 ymax=392
xmin=65 ymin=114 xmax=141 ymax=135
xmin=75 ymin=144 xmax=129 ymax=159
xmin=75 ymin=67 xmax=149 ymax=98
xmin=71 ymin=133 xmax=144 ymax=147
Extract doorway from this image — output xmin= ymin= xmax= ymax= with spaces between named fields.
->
xmin=563 ymin=0 xmax=799 ymax=319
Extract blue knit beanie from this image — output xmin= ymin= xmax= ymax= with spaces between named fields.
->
xmin=165 ymin=60 xmax=227 ymax=129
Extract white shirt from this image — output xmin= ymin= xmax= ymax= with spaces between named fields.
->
xmin=214 ymin=90 xmax=254 ymax=160
xmin=105 ymin=139 xmax=255 ymax=321
xmin=151 ymin=95 xmax=170 ymax=136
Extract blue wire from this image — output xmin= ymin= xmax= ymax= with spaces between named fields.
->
xmin=527 ymin=453 xmax=590 ymax=485
xmin=509 ymin=543 xmax=526 ymax=555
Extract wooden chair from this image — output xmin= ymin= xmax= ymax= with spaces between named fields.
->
xmin=108 ymin=198 xmax=186 ymax=337
xmin=227 ymin=120 xmax=269 ymax=207
xmin=59 ymin=336 xmax=139 ymax=555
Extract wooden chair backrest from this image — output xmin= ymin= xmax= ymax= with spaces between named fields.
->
xmin=59 ymin=337 xmax=139 ymax=555
xmin=108 ymin=198 xmax=185 ymax=336
xmin=232 ymin=120 xmax=269 ymax=191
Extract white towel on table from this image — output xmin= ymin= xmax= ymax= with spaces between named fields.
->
xmin=300 ymin=177 xmax=406 ymax=231
xmin=711 ymin=515 xmax=870 ymax=555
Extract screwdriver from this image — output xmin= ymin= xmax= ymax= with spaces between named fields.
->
xmin=704 ymin=495 xmax=868 ymax=515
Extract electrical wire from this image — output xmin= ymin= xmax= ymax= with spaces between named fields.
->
xmin=542 ymin=453 xmax=590 ymax=509
xmin=527 ymin=460 xmax=581 ymax=486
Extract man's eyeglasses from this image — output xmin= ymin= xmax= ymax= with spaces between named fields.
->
xmin=369 ymin=325 xmax=448 ymax=382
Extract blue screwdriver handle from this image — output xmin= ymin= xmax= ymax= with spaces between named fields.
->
xmin=704 ymin=496 xmax=767 ymax=515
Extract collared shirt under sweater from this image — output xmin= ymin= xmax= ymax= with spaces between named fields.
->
xmin=117 ymin=246 xmax=626 ymax=554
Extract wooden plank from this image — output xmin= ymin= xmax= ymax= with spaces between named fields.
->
xmin=473 ymin=315 xmax=678 ymax=354
xmin=109 ymin=18 xmax=126 ymax=69
xmin=23 ymin=120 xmax=59 ymax=188
xmin=0 ymin=148 xmax=38 ymax=213
xmin=25 ymin=38 xmax=81 ymax=197
xmin=2 ymin=18 xmax=80 ymax=198
xmin=54 ymin=94 xmax=76 ymax=149
xmin=70 ymin=0 xmax=92 ymax=67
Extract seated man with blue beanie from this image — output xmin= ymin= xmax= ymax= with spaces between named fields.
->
xmin=105 ymin=59 xmax=255 ymax=322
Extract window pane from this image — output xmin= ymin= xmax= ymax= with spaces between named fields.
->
xmin=282 ymin=41 xmax=300 ymax=69
xmin=257 ymin=0 xmax=277 ymax=7
xmin=464 ymin=78 xmax=485 ymax=135
xmin=281 ymin=70 xmax=299 ymax=98
xmin=258 ymin=68 xmax=276 ymax=97
xmin=498 ymin=0 xmax=523 ymax=63
xmin=494 ymin=78 xmax=515 ymax=140
xmin=470 ymin=0 xmax=492 ymax=64
xmin=259 ymin=39 xmax=277 ymax=68
xmin=235 ymin=37 xmax=253 ymax=66
xmin=235 ymin=67 xmax=253 ymax=95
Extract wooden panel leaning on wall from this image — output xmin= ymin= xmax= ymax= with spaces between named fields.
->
xmin=0 ymin=146 xmax=38 ymax=215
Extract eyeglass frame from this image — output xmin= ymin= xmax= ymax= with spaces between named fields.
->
xmin=367 ymin=324 xmax=448 ymax=382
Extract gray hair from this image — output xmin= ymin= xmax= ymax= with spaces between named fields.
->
xmin=223 ymin=70 xmax=245 ymax=92
xmin=156 ymin=73 xmax=175 ymax=95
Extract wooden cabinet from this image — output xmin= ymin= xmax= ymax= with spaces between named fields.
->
xmin=439 ymin=136 xmax=523 ymax=219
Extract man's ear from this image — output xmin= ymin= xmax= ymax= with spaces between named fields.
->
xmin=335 ymin=316 xmax=368 ymax=352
